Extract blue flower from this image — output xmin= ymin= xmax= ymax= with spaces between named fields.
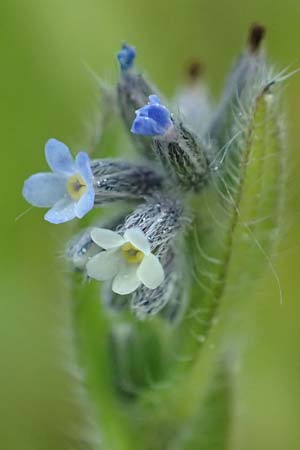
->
xmin=117 ymin=43 xmax=136 ymax=72
xmin=22 ymin=139 xmax=95 ymax=224
xmin=131 ymin=95 xmax=173 ymax=136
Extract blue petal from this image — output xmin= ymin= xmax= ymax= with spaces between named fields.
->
xmin=149 ymin=95 xmax=161 ymax=105
xmin=75 ymin=187 xmax=95 ymax=218
xmin=45 ymin=139 xmax=75 ymax=174
xmin=44 ymin=197 xmax=76 ymax=224
xmin=131 ymin=96 xmax=173 ymax=136
xmin=22 ymin=172 xmax=67 ymax=207
xmin=147 ymin=104 xmax=172 ymax=128
xmin=131 ymin=117 xmax=161 ymax=136
xmin=136 ymin=105 xmax=151 ymax=118
xmin=75 ymin=152 xmax=93 ymax=185
xmin=117 ymin=43 xmax=136 ymax=72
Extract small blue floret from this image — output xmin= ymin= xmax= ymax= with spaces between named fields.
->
xmin=22 ymin=139 xmax=95 ymax=224
xmin=117 ymin=43 xmax=136 ymax=72
xmin=131 ymin=95 xmax=173 ymax=136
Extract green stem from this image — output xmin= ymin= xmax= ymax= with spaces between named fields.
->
xmin=71 ymin=273 xmax=138 ymax=450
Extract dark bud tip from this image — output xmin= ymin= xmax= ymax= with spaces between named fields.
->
xmin=186 ymin=59 xmax=205 ymax=83
xmin=248 ymin=23 xmax=266 ymax=53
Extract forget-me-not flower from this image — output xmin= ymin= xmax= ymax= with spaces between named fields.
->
xmin=22 ymin=139 xmax=95 ymax=224
xmin=86 ymin=227 xmax=164 ymax=295
xmin=131 ymin=95 xmax=173 ymax=136
xmin=117 ymin=43 xmax=136 ymax=72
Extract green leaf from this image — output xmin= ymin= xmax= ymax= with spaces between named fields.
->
xmin=184 ymin=80 xmax=284 ymax=352
xmin=171 ymin=361 xmax=232 ymax=450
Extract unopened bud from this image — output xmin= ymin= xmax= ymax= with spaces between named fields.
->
xmin=91 ymin=159 xmax=163 ymax=204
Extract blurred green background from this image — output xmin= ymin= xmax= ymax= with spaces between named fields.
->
xmin=1 ymin=0 xmax=300 ymax=449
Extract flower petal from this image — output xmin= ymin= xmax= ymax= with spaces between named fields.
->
xmin=22 ymin=172 xmax=67 ymax=207
xmin=112 ymin=263 xmax=141 ymax=295
xmin=147 ymin=104 xmax=171 ymax=128
xmin=131 ymin=96 xmax=173 ymax=136
xmin=45 ymin=139 xmax=74 ymax=174
xmin=124 ymin=228 xmax=150 ymax=254
xmin=75 ymin=187 xmax=95 ymax=218
xmin=87 ymin=250 xmax=120 ymax=280
xmin=149 ymin=94 xmax=161 ymax=105
xmin=44 ymin=197 xmax=76 ymax=224
xmin=75 ymin=152 xmax=93 ymax=185
xmin=131 ymin=116 xmax=160 ymax=136
xmin=91 ymin=228 xmax=125 ymax=249
xmin=137 ymin=253 xmax=164 ymax=289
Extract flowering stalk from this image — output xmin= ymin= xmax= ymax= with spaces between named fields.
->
xmin=22 ymin=24 xmax=291 ymax=450
xmin=70 ymin=271 xmax=139 ymax=450
xmin=117 ymin=44 xmax=160 ymax=157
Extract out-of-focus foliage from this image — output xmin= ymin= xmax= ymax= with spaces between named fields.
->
xmin=1 ymin=1 xmax=300 ymax=449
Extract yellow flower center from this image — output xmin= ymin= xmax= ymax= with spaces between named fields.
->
xmin=121 ymin=242 xmax=144 ymax=264
xmin=67 ymin=174 xmax=87 ymax=201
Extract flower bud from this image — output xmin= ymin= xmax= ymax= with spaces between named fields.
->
xmin=174 ymin=60 xmax=213 ymax=136
xmin=132 ymin=95 xmax=211 ymax=191
xmin=209 ymin=24 xmax=267 ymax=151
xmin=119 ymin=195 xmax=185 ymax=256
xmin=117 ymin=43 xmax=136 ymax=72
xmin=131 ymin=95 xmax=173 ymax=136
xmin=152 ymin=118 xmax=211 ymax=191
xmin=116 ymin=44 xmax=160 ymax=157
xmin=91 ymin=159 xmax=163 ymax=204
xmin=67 ymin=227 xmax=99 ymax=270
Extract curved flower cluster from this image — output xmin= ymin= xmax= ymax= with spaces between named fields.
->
xmin=23 ymin=29 xmax=268 ymax=318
